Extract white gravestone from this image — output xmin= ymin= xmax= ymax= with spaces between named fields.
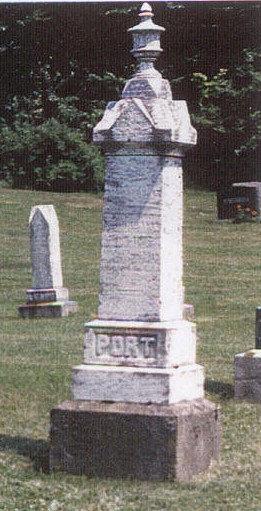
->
xmin=50 ymin=3 xmax=220 ymax=481
xmin=72 ymin=6 xmax=200 ymax=404
xmin=19 ymin=205 xmax=77 ymax=318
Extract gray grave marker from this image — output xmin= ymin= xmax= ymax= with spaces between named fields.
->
xmin=217 ymin=182 xmax=261 ymax=220
xmin=19 ymin=205 xmax=78 ymax=318
xmin=234 ymin=306 xmax=261 ymax=401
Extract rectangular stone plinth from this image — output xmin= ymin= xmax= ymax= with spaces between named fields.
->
xmin=49 ymin=399 xmax=221 ymax=482
xmin=18 ymin=301 xmax=78 ymax=319
xmin=71 ymin=363 xmax=204 ymax=404
xmin=234 ymin=350 xmax=261 ymax=401
xmin=26 ymin=287 xmax=69 ymax=303
xmin=84 ymin=319 xmax=196 ymax=368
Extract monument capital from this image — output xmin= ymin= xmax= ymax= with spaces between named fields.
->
xmin=94 ymin=3 xmax=196 ymax=149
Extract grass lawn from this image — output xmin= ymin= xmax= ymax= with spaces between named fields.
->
xmin=0 ymin=185 xmax=260 ymax=510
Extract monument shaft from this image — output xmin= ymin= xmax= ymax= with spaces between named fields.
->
xmin=73 ymin=1 xmax=200 ymax=401
xmin=29 ymin=205 xmax=63 ymax=289
xmin=99 ymin=148 xmax=183 ymax=322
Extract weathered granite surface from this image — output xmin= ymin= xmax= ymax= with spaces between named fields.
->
xmin=97 ymin=151 xmax=184 ymax=322
xmin=73 ymin=3 xmax=199 ymax=403
xmin=73 ymin=315 xmax=203 ymax=404
xmin=50 ymin=399 xmax=221 ymax=482
xmin=234 ymin=349 xmax=261 ymax=401
xmin=93 ymin=37 xmax=196 ymax=324
xmin=234 ymin=307 xmax=261 ymax=401
xmin=71 ymin=363 xmax=204 ymax=404
xmin=19 ymin=301 xmax=78 ymax=319
xmin=26 ymin=287 xmax=69 ymax=303
xmin=30 ymin=205 xmax=63 ymax=289
xmin=83 ymin=319 xmax=197 ymax=368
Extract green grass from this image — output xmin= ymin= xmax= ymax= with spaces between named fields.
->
xmin=0 ymin=185 xmax=261 ymax=510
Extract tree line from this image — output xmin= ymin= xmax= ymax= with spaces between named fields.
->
xmin=0 ymin=2 xmax=260 ymax=192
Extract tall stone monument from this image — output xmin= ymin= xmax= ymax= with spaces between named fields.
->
xmin=50 ymin=4 xmax=220 ymax=481
xmin=19 ymin=205 xmax=78 ymax=318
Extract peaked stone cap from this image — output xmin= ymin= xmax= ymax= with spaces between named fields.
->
xmin=93 ymin=2 xmax=197 ymax=148
xmin=29 ymin=204 xmax=58 ymax=230
xmin=93 ymin=98 xmax=197 ymax=147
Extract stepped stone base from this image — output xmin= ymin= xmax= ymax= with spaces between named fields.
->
xmin=71 ymin=363 xmax=204 ymax=405
xmin=49 ymin=399 xmax=221 ymax=482
xmin=234 ymin=349 xmax=261 ymax=401
xmin=19 ymin=286 xmax=78 ymax=318
xmin=18 ymin=301 xmax=78 ymax=318
xmin=26 ymin=287 xmax=69 ymax=303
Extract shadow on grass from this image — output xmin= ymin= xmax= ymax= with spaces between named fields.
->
xmin=205 ymin=379 xmax=234 ymax=400
xmin=0 ymin=434 xmax=50 ymax=473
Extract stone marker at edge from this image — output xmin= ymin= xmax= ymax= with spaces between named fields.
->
xmin=234 ymin=306 xmax=261 ymax=401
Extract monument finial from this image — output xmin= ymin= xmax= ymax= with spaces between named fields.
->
xmin=128 ymin=2 xmax=165 ymax=76
xmin=139 ymin=3 xmax=153 ymax=18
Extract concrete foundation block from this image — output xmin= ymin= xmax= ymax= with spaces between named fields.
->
xmin=234 ymin=349 xmax=261 ymax=401
xmin=49 ymin=399 xmax=221 ymax=482
xmin=18 ymin=301 xmax=78 ymax=318
xmin=71 ymin=363 xmax=204 ymax=405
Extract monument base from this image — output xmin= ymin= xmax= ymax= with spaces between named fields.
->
xmin=26 ymin=287 xmax=69 ymax=303
xmin=71 ymin=363 xmax=204 ymax=404
xmin=18 ymin=301 xmax=78 ymax=318
xmin=78 ymin=318 xmax=202 ymax=404
xmin=49 ymin=399 xmax=221 ymax=482
xmin=84 ymin=318 xmax=197 ymax=368
xmin=234 ymin=349 xmax=261 ymax=401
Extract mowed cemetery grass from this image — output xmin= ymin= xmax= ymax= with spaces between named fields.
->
xmin=0 ymin=185 xmax=260 ymax=510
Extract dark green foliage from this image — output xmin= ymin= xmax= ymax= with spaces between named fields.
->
xmin=0 ymin=2 xmax=260 ymax=191
xmin=187 ymin=49 xmax=261 ymax=189
xmin=1 ymin=117 xmax=104 ymax=192
xmin=0 ymin=67 xmax=105 ymax=192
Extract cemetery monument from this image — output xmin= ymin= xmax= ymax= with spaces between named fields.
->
xmin=50 ymin=3 xmax=221 ymax=481
xmin=19 ymin=204 xmax=78 ymax=318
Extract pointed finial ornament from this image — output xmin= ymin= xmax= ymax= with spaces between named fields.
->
xmin=128 ymin=2 xmax=165 ymax=76
xmin=139 ymin=2 xmax=153 ymax=17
